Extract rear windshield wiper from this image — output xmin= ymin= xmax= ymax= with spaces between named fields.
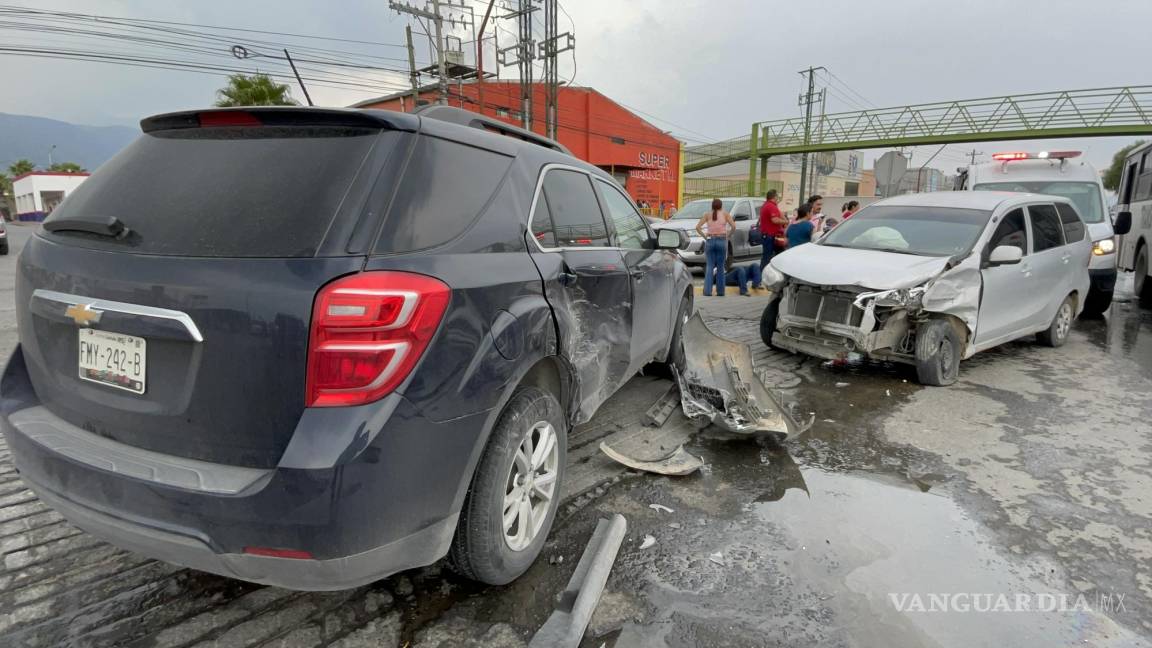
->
xmin=44 ymin=216 xmax=132 ymax=240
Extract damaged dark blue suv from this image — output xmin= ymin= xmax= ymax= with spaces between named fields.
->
xmin=0 ymin=106 xmax=692 ymax=590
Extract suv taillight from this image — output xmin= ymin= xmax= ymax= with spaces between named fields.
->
xmin=306 ymin=271 xmax=450 ymax=407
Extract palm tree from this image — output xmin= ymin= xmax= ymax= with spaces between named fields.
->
xmin=8 ymin=159 xmax=35 ymax=176
xmin=214 ymin=73 xmax=299 ymax=107
xmin=48 ymin=162 xmax=86 ymax=173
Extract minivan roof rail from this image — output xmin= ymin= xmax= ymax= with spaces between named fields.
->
xmin=416 ymin=105 xmax=572 ymax=155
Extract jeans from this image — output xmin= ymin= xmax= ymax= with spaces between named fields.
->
xmin=760 ymin=238 xmax=776 ymax=271
xmin=725 ymin=264 xmax=763 ymax=294
xmin=703 ymin=237 xmax=727 ymax=296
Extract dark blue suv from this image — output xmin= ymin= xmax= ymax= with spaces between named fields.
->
xmin=0 ymin=106 xmax=692 ymax=590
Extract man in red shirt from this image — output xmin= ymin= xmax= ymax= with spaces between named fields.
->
xmin=759 ymin=189 xmax=787 ymax=270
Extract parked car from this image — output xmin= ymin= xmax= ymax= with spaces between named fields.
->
xmin=760 ymin=192 xmax=1091 ymax=385
xmin=0 ymin=105 xmax=693 ymax=591
xmin=957 ymin=151 xmax=1116 ymax=317
xmin=651 ymin=197 xmax=764 ymax=266
xmin=0 ymin=219 xmax=8 ymax=255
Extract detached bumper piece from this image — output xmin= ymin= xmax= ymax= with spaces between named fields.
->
xmin=676 ymin=314 xmax=813 ymax=438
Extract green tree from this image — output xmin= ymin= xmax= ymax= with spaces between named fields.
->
xmin=8 ymin=159 xmax=35 ymax=176
xmin=48 ymin=162 xmax=86 ymax=173
xmin=214 ymin=73 xmax=298 ymax=107
xmin=1103 ymin=140 xmax=1145 ymax=191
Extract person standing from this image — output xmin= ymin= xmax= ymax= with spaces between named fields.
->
xmin=786 ymin=203 xmax=815 ymax=249
xmin=807 ymin=194 xmax=825 ymax=237
xmin=841 ymin=200 xmax=860 ymax=220
xmin=759 ymin=189 xmax=787 ymax=270
xmin=696 ymin=198 xmax=736 ymax=296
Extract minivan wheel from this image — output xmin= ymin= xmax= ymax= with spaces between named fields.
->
xmin=760 ymin=296 xmax=781 ymax=349
xmin=1080 ymin=287 xmax=1112 ymax=319
xmin=1038 ymin=295 xmax=1075 ymax=348
xmin=450 ymin=386 xmax=566 ymax=585
xmin=915 ymin=318 xmax=960 ymax=386
xmin=1137 ymin=245 xmax=1152 ymax=308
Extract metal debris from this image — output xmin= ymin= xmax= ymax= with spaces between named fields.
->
xmin=648 ymin=503 xmax=674 ymax=514
xmin=676 ymin=314 xmax=814 ymax=437
xmin=643 ymin=384 xmax=680 ymax=427
xmin=708 ymin=552 xmax=725 ymax=566
xmin=639 ymin=535 xmax=656 ymax=550
xmin=599 ymin=442 xmax=704 ymax=476
xmin=529 ymin=514 xmax=628 ymax=648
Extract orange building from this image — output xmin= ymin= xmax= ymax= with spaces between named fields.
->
xmin=353 ymin=81 xmax=681 ymax=208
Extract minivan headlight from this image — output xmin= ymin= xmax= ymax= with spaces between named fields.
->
xmin=1092 ymin=239 xmax=1115 ymax=255
xmin=762 ymin=265 xmax=786 ymax=289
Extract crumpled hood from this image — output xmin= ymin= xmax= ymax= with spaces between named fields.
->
xmin=772 ymin=244 xmax=954 ymax=290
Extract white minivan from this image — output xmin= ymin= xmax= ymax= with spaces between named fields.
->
xmin=957 ymin=151 xmax=1117 ymax=317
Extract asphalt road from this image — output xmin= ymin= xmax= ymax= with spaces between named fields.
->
xmin=1 ymin=224 xmax=1151 ymax=647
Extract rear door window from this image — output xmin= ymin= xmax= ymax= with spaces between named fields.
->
xmin=540 ymin=169 xmax=610 ymax=247
xmin=43 ymin=127 xmax=386 ymax=257
xmin=374 ymin=136 xmax=513 ymax=253
xmin=1054 ymin=203 xmax=1086 ymax=243
xmin=1028 ymin=204 xmax=1065 ymax=252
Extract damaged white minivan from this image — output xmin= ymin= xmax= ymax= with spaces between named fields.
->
xmin=759 ymin=192 xmax=1092 ymax=385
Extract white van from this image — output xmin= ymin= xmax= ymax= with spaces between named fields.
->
xmin=1112 ymin=141 xmax=1151 ymax=307
xmin=957 ymin=151 xmax=1117 ymax=316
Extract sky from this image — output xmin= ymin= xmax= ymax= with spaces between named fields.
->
xmin=1 ymin=0 xmax=1150 ymax=172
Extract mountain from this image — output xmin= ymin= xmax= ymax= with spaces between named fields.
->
xmin=0 ymin=113 xmax=138 ymax=172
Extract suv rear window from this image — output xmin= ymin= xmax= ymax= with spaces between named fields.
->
xmin=42 ymin=127 xmax=383 ymax=257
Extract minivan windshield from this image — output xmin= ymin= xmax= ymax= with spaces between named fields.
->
xmin=819 ymin=205 xmax=991 ymax=256
xmin=973 ymin=181 xmax=1104 ymax=223
xmin=671 ymin=199 xmax=735 ymax=220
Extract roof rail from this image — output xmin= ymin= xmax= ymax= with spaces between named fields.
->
xmin=416 ymin=105 xmax=572 ymax=155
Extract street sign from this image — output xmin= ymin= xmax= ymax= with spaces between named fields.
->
xmin=875 ymin=151 xmax=908 ymax=196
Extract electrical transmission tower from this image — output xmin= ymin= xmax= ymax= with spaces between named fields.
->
xmin=497 ymin=0 xmax=572 ymax=135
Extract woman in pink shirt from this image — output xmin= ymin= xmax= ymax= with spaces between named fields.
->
xmin=695 ymin=198 xmax=736 ymax=296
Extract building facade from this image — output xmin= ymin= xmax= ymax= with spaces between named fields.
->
xmin=12 ymin=172 xmax=90 ymax=222
xmin=354 ymin=82 xmax=681 ymax=209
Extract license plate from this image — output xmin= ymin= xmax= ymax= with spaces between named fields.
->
xmin=78 ymin=329 xmax=146 ymax=394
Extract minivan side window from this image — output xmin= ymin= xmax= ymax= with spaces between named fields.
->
xmin=540 ymin=169 xmax=610 ymax=247
xmin=1054 ymin=203 xmax=1086 ymax=243
xmin=596 ymin=180 xmax=650 ymax=250
xmin=988 ymin=208 xmax=1028 ymax=256
xmin=1028 ymin=204 xmax=1065 ymax=252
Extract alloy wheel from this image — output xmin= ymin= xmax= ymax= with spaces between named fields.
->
xmin=503 ymin=421 xmax=559 ymax=551
xmin=1056 ymin=302 xmax=1073 ymax=342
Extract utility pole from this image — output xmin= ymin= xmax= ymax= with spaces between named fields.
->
xmin=537 ymin=0 xmax=573 ymax=140
xmin=476 ymin=0 xmax=497 ymax=117
xmin=797 ymin=66 xmax=826 ymax=203
xmin=497 ymin=0 xmax=539 ymax=130
xmin=966 ymin=148 xmax=984 ymax=165
xmin=405 ymin=25 xmax=419 ymax=111
xmin=390 ymin=1 xmax=463 ymax=105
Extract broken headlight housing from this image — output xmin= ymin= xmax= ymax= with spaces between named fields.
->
xmin=762 ymin=265 xmax=786 ymax=290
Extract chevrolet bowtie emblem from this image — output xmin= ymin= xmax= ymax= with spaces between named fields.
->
xmin=65 ymin=303 xmax=103 ymax=327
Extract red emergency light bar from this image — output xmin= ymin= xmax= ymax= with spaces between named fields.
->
xmin=992 ymin=151 xmax=1082 ymax=161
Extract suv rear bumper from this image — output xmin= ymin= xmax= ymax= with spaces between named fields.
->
xmin=0 ymin=345 xmax=489 ymax=590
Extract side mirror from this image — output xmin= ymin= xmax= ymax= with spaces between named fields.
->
xmin=657 ymin=228 xmax=688 ymax=250
xmin=1114 ymin=211 xmax=1133 ymax=236
xmin=989 ymin=245 xmax=1024 ymax=265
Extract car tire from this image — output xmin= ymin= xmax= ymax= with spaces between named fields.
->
xmin=915 ymin=318 xmax=961 ymax=386
xmin=1136 ymin=244 xmax=1152 ymax=308
xmin=0 ymin=242 xmax=8 ymax=256
xmin=1037 ymin=295 xmax=1075 ymax=348
xmin=1080 ymin=287 xmax=1113 ymax=319
xmin=666 ymin=292 xmax=692 ymax=371
xmin=449 ymin=386 xmax=566 ymax=585
xmin=760 ymin=296 xmax=781 ymax=349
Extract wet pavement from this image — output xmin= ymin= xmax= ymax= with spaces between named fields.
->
xmin=1 ymin=224 xmax=1151 ymax=646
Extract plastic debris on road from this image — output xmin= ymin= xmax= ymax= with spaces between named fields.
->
xmin=599 ymin=441 xmax=704 ymax=476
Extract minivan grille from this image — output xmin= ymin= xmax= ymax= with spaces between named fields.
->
xmin=789 ymin=286 xmax=864 ymax=327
